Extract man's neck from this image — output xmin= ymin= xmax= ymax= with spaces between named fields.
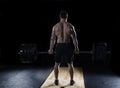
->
xmin=60 ymin=18 xmax=67 ymax=23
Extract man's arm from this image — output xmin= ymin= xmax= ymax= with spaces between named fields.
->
xmin=48 ymin=26 xmax=56 ymax=54
xmin=70 ymin=26 xmax=79 ymax=53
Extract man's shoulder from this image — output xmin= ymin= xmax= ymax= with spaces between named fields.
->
xmin=53 ymin=22 xmax=60 ymax=28
xmin=67 ymin=22 xmax=74 ymax=27
xmin=67 ymin=22 xmax=74 ymax=29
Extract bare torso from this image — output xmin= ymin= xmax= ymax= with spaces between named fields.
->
xmin=54 ymin=21 xmax=73 ymax=43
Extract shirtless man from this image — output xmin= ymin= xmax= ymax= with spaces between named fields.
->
xmin=48 ymin=10 xmax=79 ymax=85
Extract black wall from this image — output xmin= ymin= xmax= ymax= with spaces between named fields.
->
xmin=0 ymin=1 xmax=117 ymax=66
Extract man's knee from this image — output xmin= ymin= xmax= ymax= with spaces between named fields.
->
xmin=67 ymin=63 xmax=73 ymax=68
xmin=54 ymin=62 xmax=60 ymax=68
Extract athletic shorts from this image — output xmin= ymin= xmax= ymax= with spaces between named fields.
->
xmin=54 ymin=43 xmax=74 ymax=63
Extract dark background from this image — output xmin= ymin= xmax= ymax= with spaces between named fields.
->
xmin=0 ymin=0 xmax=119 ymax=67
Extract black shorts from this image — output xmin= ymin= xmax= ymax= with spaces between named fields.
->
xmin=54 ymin=43 xmax=74 ymax=63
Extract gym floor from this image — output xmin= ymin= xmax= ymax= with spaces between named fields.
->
xmin=0 ymin=64 xmax=120 ymax=88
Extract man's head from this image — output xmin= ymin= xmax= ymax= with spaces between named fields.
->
xmin=59 ymin=10 xmax=68 ymax=19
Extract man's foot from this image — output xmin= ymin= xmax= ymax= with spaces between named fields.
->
xmin=70 ymin=80 xmax=75 ymax=85
xmin=54 ymin=80 xmax=59 ymax=85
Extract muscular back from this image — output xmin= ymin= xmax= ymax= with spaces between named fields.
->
xmin=53 ymin=22 xmax=73 ymax=43
xmin=49 ymin=20 xmax=78 ymax=52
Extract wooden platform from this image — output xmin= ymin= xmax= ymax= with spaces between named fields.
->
xmin=41 ymin=67 xmax=85 ymax=88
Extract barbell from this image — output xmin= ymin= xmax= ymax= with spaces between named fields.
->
xmin=38 ymin=51 xmax=111 ymax=54
xmin=19 ymin=50 xmax=110 ymax=55
xmin=18 ymin=43 xmax=111 ymax=63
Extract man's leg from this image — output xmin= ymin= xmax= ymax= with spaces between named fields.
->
xmin=54 ymin=62 xmax=60 ymax=85
xmin=68 ymin=62 xmax=75 ymax=85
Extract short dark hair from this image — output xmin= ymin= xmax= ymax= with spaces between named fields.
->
xmin=59 ymin=10 xmax=68 ymax=19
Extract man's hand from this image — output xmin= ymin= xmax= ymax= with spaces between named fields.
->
xmin=48 ymin=49 xmax=53 ymax=54
xmin=74 ymin=47 xmax=79 ymax=54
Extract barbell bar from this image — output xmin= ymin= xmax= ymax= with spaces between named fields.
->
xmin=19 ymin=50 xmax=111 ymax=55
xmin=38 ymin=51 xmax=111 ymax=54
xmin=38 ymin=51 xmax=92 ymax=54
